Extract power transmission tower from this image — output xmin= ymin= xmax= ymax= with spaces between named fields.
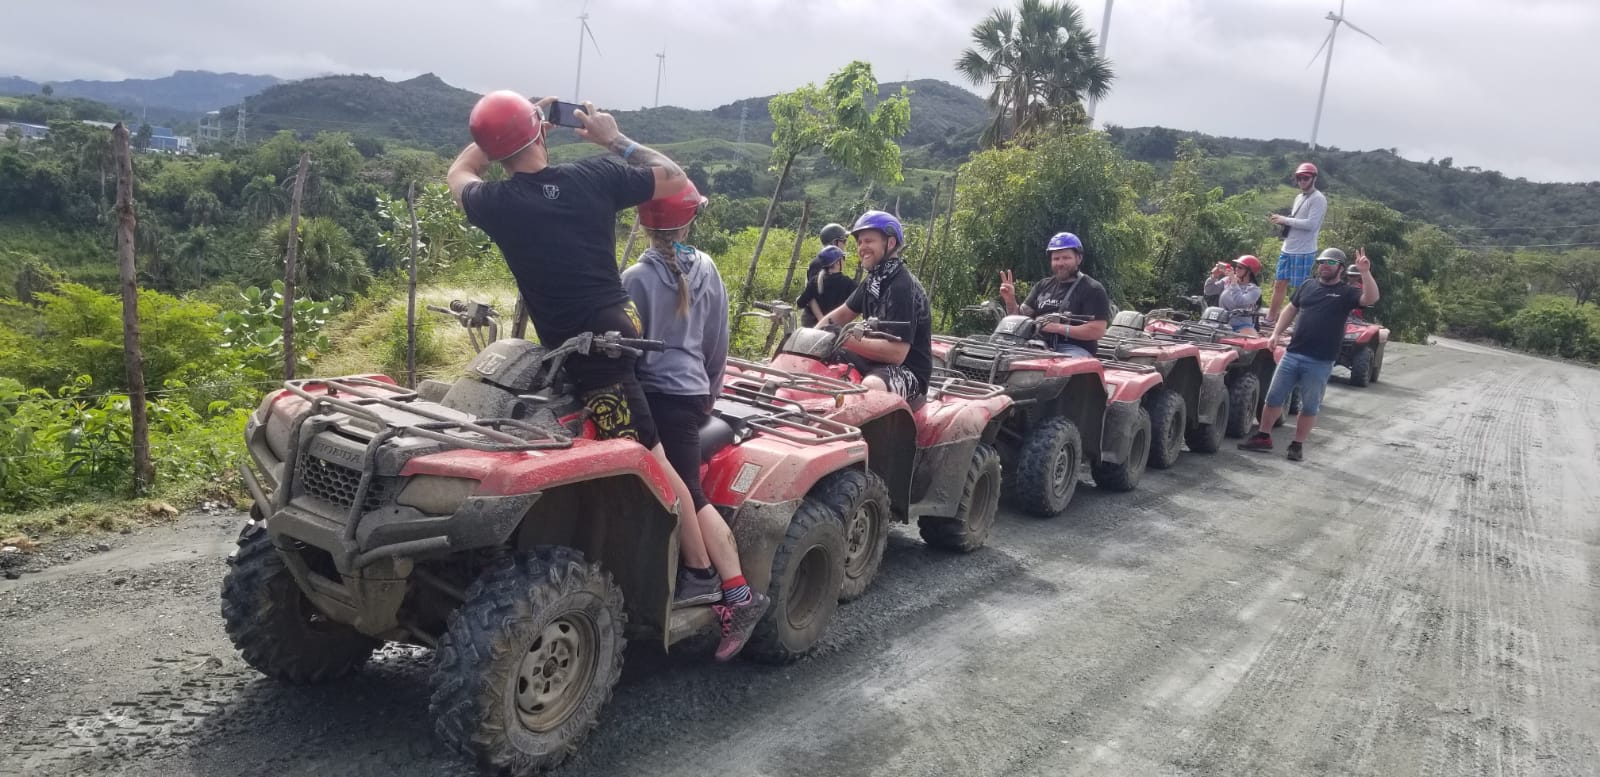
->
xmin=234 ymin=101 xmax=248 ymax=146
xmin=738 ymin=104 xmax=748 ymax=144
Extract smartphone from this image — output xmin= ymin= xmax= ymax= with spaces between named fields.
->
xmin=545 ymin=100 xmax=587 ymax=129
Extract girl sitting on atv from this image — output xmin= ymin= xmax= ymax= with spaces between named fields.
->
xmin=621 ymin=181 xmax=769 ymax=661
xmin=1203 ymin=255 xmax=1265 ymax=336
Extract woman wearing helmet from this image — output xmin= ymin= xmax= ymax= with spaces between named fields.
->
xmin=795 ymin=245 xmax=857 ymax=327
xmin=997 ymin=232 xmax=1113 ymax=357
xmin=621 ymin=182 xmax=767 ymax=660
xmin=814 ymin=210 xmax=933 ymax=400
xmin=1203 ymin=255 xmax=1265 ymax=335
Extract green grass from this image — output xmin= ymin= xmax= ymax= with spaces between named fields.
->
xmin=0 ymin=479 xmax=245 ymax=540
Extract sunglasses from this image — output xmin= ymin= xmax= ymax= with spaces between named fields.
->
xmin=1296 ymin=174 xmax=1316 ymax=181
xmin=1315 ymin=259 xmax=1341 ymax=266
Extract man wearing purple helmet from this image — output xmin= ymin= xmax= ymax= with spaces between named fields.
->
xmin=815 ymin=210 xmax=933 ymax=400
xmin=998 ymin=232 xmax=1112 ymax=357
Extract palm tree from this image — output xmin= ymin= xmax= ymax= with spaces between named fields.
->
xmin=956 ymin=0 xmax=1113 ymax=147
xmin=241 ymin=175 xmax=287 ymax=223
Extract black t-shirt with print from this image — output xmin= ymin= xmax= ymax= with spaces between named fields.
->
xmin=1023 ymin=273 xmax=1113 ymax=353
xmin=796 ymin=272 xmax=858 ymax=326
xmin=1288 ymin=279 xmax=1364 ymax=361
xmin=461 ymin=155 xmax=656 ymax=343
xmin=844 ymin=259 xmax=932 ymax=396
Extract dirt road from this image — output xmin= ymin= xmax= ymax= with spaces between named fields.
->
xmin=3 ymin=338 xmax=1598 ymax=777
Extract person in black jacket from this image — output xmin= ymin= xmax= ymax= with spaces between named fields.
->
xmin=796 ymin=244 xmax=857 ymax=327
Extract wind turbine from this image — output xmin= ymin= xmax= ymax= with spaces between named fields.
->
xmin=654 ymin=46 xmax=666 ymax=108
xmin=1306 ymin=0 xmax=1382 ymax=149
xmin=573 ymin=2 xmax=602 ymax=102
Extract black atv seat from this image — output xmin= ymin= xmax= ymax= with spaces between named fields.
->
xmin=699 ymin=415 xmax=737 ymax=463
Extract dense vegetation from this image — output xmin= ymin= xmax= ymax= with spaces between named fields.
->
xmin=3 ymin=0 xmax=1597 ymax=529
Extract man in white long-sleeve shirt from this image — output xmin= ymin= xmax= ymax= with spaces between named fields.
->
xmin=1266 ymin=162 xmax=1328 ymax=323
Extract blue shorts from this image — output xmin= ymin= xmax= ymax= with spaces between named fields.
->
xmin=1053 ymin=342 xmax=1094 ymax=358
xmin=1264 ymin=351 xmax=1333 ymax=416
xmin=1230 ymin=321 xmax=1254 ymax=332
xmin=1275 ymin=251 xmax=1317 ymax=287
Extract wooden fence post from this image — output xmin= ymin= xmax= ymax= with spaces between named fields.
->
xmin=112 ymin=123 xmax=154 ymax=492
xmin=406 ymin=181 xmax=420 ymax=388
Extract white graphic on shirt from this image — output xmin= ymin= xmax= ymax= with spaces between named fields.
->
xmin=542 ymin=184 xmax=561 ymax=200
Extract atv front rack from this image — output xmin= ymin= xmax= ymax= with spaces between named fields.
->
xmin=283 ymin=377 xmax=573 ymax=452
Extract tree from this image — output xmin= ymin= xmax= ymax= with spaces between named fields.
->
xmin=956 ymin=0 xmax=1113 ymax=147
xmin=1532 ymin=249 xmax=1600 ymax=305
xmin=40 ymin=84 xmax=53 ymax=97
xmin=241 ymin=174 xmax=287 ymax=222
xmin=251 ymin=216 xmax=371 ymax=300
xmin=937 ymin=127 xmax=1151 ymax=315
xmin=133 ymin=124 xmax=152 ymax=151
xmin=740 ymin=61 xmax=911 ymax=303
xmin=1146 ymin=141 xmax=1254 ymax=307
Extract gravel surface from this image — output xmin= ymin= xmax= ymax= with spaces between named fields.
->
xmin=2 ymin=338 xmax=1597 ymax=777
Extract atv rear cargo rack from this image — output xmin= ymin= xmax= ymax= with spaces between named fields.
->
xmin=283 ymin=377 xmax=573 ymax=453
xmin=710 ymin=393 xmax=863 ymax=446
xmin=723 ymin=357 xmax=868 ymax=399
xmin=926 ymin=369 xmax=1008 ymax=399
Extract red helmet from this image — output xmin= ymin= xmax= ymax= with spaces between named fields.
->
xmin=1295 ymin=162 xmax=1319 ymax=177
xmin=469 ymin=90 xmax=543 ymax=161
xmin=638 ymin=181 xmax=708 ymax=231
xmin=1233 ymin=255 xmax=1263 ymax=275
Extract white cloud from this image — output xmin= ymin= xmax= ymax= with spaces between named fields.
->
xmin=3 ymin=0 xmax=1596 ymax=181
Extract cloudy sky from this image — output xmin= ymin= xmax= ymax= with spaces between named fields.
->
xmin=5 ymin=0 xmax=1596 ymax=182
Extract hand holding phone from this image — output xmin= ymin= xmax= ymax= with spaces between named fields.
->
xmin=544 ymin=100 xmax=587 ymax=129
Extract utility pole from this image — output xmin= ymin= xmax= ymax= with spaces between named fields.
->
xmin=281 ymin=152 xmax=310 ymax=379
xmin=113 ymin=124 xmax=154 ymax=491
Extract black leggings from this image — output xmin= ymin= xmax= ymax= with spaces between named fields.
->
xmin=541 ymin=302 xmax=659 ymax=450
xmin=646 ymin=392 xmax=712 ymax=511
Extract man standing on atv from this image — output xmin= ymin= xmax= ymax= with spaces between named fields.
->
xmin=1239 ymin=247 xmax=1378 ymax=461
xmin=796 ymin=223 xmax=857 ymax=327
xmin=1266 ymin=162 xmax=1328 ymax=326
xmin=447 ymin=90 xmax=714 ymax=604
xmin=997 ymin=232 xmax=1113 ymax=358
xmin=814 ymin=211 xmax=933 ymax=400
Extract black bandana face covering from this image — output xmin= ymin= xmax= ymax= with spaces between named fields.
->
xmin=865 ymin=257 xmax=903 ymax=300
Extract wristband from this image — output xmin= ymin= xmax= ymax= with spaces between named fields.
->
xmin=621 ymin=141 xmax=638 ymax=160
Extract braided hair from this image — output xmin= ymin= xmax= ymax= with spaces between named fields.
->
xmin=646 ymin=226 xmax=694 ymax=316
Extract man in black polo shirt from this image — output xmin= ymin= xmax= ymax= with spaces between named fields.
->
xmin=998 ymin=231 xmax=1112 ymax=357
xmin=815 ymin=211 xmax=932 ymax=400
xmin=1239 ymin=247 xmax=1379 ymax=461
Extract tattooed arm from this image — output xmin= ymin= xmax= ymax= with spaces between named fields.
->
xmin=573 ymin=100 xmax=687 ymax=198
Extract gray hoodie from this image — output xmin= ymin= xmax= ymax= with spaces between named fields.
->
xmin=621 ymin=245 xmax=729 ymax=397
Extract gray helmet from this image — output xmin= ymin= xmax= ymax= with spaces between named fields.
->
xmin=819 ymin=223 xmax=849 ymax=245
xmin=1317 ymin=247 xmax=1348 ymax=265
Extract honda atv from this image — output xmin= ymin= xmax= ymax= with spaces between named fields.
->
xmin=930 ymin=302 xmax=1162 ymax=511
xmin=732 ymin=301 xmax=1013 ymax=602
xmin=1096 ymin=310 xmax=1232 ymax=467
xmin=225 ymin=300 xmax=868 ymax=776
xmin=1144 ymin=297 xmax=1281 ymax=437
xmin=1338 ymin=314 xmax=1389 ymax=387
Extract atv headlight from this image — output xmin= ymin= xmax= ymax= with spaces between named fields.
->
xmin=1006 ymin=370 xmax=1045 ymax=389
xmin=396 ymin=476 xmax=480 ymax=515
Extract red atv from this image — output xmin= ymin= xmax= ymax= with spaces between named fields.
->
xmin=1096 ymin=310 xmax=1234 ymax=463
xmin=1144 ymin=297 xmax=1281 ymax=437
xmin=226 ymin=300 xmax=869 ymax=776
xmin=732 ymin=301 xmax=1013 ymax=601
xmin=1339 ymin=315 xmax=1389 ymax=387
xmin=931 ymin=302 xmax=1163 ymax=512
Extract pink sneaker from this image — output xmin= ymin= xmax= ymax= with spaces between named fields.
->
xmin=711 ymin=592 xmax=770 ymax=662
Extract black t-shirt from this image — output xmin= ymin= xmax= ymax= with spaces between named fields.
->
xmin=796 ymin=271 xmax=858 ymax=326
xmin=460 ymin=156 xmax=656 ymax=342
xmin=1023 ymin=273 xmax=1113 ymax=353
xmin=1288 ymin=279 xmax=1364 ymax=361
xmin=844 ymin=259 xmax=932 ymax=395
